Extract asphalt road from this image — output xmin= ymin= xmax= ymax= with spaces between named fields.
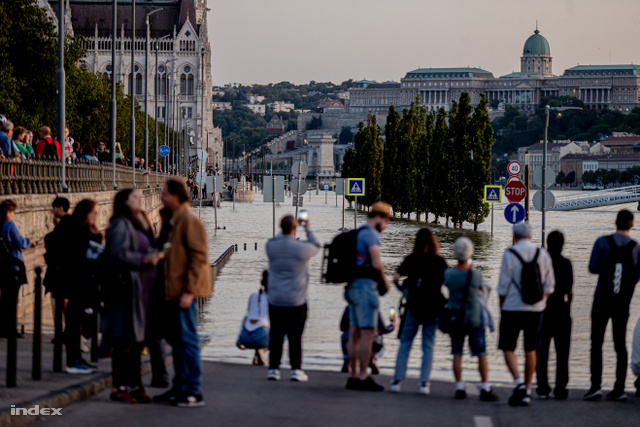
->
xmin=28 ymin=361 xmax=640 ymax=427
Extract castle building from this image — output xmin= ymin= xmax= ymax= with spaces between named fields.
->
xmin=44 ymin=0 xmax=221 ymax=166
xmin=348 ymin=27 xmax=640 ymax=114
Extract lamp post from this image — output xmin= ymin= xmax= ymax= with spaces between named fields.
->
xmin=57 ymin=0 xmax=67 ymax=192
xmin=542 ymin=105 xmax=582 ymax=246
xmin=110 ymin=0 xmax=117 ymax=190
xmin=145 ymin=8 xmax=163 ymax=187
xmin=130 ymin=0 xmax=136 ymax=187
xmin=154 ymin=35 xmax=169 ymax=183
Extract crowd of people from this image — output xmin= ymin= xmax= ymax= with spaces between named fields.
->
xmin=0 ymin=114 xmax=164 ymax=171
xmin=0 ymin=178 xmax=210 ymax=407
xmin=254 ymin=203 xmax=640 ymax=407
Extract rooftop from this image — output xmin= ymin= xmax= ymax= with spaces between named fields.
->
xmin=404 ymin=67 xmax=494 ymax=79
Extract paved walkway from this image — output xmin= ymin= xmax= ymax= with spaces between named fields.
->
xmin=16 ymin=361 xmax=640 ymax=427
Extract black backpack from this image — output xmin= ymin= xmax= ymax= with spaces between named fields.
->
xmin=509 ymin=248 xmax=544 ymax=305
xmin=602 ymin=236 xmax=638 ymax=303
xmin=41 ymin=138 xmax=57 ymax=158
xmin=323 ymin=229 xmax=362 ymax=284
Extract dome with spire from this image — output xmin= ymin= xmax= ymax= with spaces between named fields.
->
xmin=523 ymin=29 xmax=550 ymax=55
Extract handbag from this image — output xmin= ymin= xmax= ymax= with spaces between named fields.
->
xmin=439 ymin=270 xmax=472 ymax=336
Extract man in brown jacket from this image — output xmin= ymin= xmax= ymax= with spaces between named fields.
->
xmin=154 ymin=178 xmax=210 ymax=407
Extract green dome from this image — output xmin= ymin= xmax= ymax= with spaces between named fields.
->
xmin=523 ymin=30 xmax=550 ymax=55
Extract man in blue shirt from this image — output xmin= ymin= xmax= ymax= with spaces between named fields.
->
xmin=0 ymin=119 xmax=15 ymax=158
xmin=345 ymin=201 xmax=391 ymax=392
xmin=584 ymin=209 xmax=640 ymax=402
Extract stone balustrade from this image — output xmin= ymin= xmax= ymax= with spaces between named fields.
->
xmin=0 ymin=156 xmax=170 ymax=195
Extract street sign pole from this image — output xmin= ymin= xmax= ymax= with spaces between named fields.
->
xmin=491 ymin=204 xmax=494 ymax=237
xmin=342 ymin=180 xmax=346 ymax=231
xmin=354 ymin=195 xmax=358 ymax=229
xmin=295 ymin=163 xmax=302 ymax=220
xmin=272 ymin=175 xmax=276 ymax=237
xmin=542 ymin=105 xmax=550 ymax=248
xmin=524 ymin=152 xmax=530 ymax=222
xmin=325 ymin=189 xmax=327 ymax=204
xmin=214 ymin=177 xmax=218 ymax=233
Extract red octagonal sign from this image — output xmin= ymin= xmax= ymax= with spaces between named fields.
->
xmin=505 ymin=180 xmax=527 ymax=203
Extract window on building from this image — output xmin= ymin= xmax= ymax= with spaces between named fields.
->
xmin=135 ymin=73 xmax=142 ymax=95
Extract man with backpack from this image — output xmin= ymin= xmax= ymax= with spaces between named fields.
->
xmin=344 ymin=201 xmax=392 ymax=392
xmin=35 ymin=127 xmax=61 ymax=158
xmin=497 ymin=222 xmax=555 ymax=407
xmin=584 ymin=209 xmax=640 ymax=402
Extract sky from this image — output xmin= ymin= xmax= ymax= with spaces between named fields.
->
xmin=208 ymin=0 xmax=640 ymax=86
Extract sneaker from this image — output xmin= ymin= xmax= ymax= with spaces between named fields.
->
xmin=508 ymin=384 xmax=527 ymax=407
xmin=553 ymin=388 xmax=568 ymax=400
xmin=389 ymin=380 xmax=401 ymax=393
xmin=359 ymin=376 xmax=384 ymax=392
xmin=153 ymin=387 xmax=181 ymax=404
xmin=606 ymin=389 xmax=627 ymax=402
xmin=521 ymin=391 xmax=532 ymax=406
xmin=536 ymin=385 xmax=551 ymax=400
xmin=291 ymin=369 xmax=308 ymax=382
xmin=583 ymin=387 xmax=603 ymax=401
xmin=345 ymin=378 xmax=361 ymax=390
xmin=480 ymin=388 xmax=499 ymax=402
xmin=267 ymin=369 xmax=280 ymax=381
xmin=65 ymin=362 xmax=94 ymax=374
xmin=174 ymin=391 xmax=205 ymax=407
xmin=418 ymin=382 xmax=430 ymax=396
xmin=79 ymin=358 xmax=98 ymax=370
xmin=455 ymin=389 xmax=467 ymax=400
xmin=129 ymin=386 xmax=152 ymax=404
xmin=110 ymin=386 xmax=136 ymax=404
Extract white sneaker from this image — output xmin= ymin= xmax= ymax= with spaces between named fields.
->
xmin=267 ymin=369 xmax=280 ymax=381
xmin=389 ymin=380 xmax=401 ymax=393
xmin=291 ymin=369 xmax=308 ymax=382
xmin=419 ymin=382 xmax=430 ymax=395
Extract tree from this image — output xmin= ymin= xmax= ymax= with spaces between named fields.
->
xmin=430 ymin=107 xmax=449 ymax=223
xmin=447 ymin=94 xmax=474 ymax=227
xmin=306 ymin=116 xmax=322 ymax=130
xmin=382 ymin=106 xmax=401 ymax=212
xmin=338 ymin=126 xmax=354 ymax=144
xmin=352 ymin=114 xmax=384 ymax=207
xmin=394 ymin=99 xmax=420 ymax=217
xmin=556 ymin=170 xmax=566 ymax=185
xmin=467 ymin=94 xmax=493 ymax=230
xmin=565 ymin=171 xmax=575 ymax=186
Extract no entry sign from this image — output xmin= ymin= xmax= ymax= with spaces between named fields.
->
xmin=505 ymin=179 xmax=527 ymax=203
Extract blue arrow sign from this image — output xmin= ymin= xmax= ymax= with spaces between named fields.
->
xmin=504 ymin=203 xmax=526 ymax=224
xmin=159 ymin=145 xmax=170 ymax=157
xmin=323 ymin=184 xmax=330 ymax=191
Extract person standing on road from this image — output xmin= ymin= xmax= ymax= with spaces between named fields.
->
xmin=584 ymin=209 xmax=640 ymax=402
xmin=445 ymin=237 xmax=499 ymax=402
xmin=154 ymin=178 xmax=210 ymax=407
xmin=389 ymin=228 xmax=447 ymax=395
xmin=265 ymin=215 xmax=320 ymax=382
xmin=497 ymin=222 xmax=554 ymax=407
xmin=536 ymin=230 xmax=573 ymax=400
xmin=345 ymin=201 xmax=391 ymax=392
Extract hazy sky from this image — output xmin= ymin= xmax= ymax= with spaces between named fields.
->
xmin=209 ymin=0 xmax=640 ymax=86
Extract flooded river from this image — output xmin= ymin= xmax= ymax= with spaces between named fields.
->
xmin=197 ymin=190 xmax=640 ymax=390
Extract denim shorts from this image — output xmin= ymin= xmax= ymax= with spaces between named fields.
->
xmin=345 ymin=279 xmax=379 ymax=328
xmin=450 ymin=326 xmax=486 ymax=357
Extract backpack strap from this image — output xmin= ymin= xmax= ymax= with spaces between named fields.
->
xmin=508 ymin=248 xmax=525 ymax=265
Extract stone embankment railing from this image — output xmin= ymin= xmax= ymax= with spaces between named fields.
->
xmin=0 ymin=156 xmax=172 ymax=195
xmin=197 ymin=245 xmax=235 ymax=317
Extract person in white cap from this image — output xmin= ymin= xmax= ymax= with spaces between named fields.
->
xmin=497 ymin=222 xmax=554 ymax=407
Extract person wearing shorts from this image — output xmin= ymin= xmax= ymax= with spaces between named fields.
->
xmin=344 ymin=202 xmax=391 ymax=392
xmin=445 ymin=237 xmax=498 ymax=402
xmin=497 ymin=222 xmax=554 ymax=407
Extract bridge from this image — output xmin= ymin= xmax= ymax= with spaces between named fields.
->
xmin=493 ymin=185 xmax=640 ymax=211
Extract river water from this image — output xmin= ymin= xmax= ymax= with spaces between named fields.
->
xmin=197 ymin=190 xmax=640 ymax=390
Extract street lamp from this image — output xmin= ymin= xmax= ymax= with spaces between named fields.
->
xmin=57 ymin=0 xmax=67 ymax=193
xmin=110 ymin=0 xmax=118 ymax=191
xmin=145 ymin=8 xmax=163 ymax=187
xmin=542 ymin=105 xmax=582 ymax=246
xmin=130 ymin=0 xmax=136 ymax=187
xmin=154 ymin=34 xmax=170 ymax=183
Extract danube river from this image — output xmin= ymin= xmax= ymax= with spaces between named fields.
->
xmin=197 ymin=190 xmax=640 ymax=390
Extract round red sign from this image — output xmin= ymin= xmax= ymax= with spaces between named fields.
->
xmin=505 ymin=180 xmax=527 ymax=203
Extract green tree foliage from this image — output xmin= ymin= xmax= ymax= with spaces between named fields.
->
xmin=306 ymin=116 xmax=322 ymax=130
xmin=382 ymin=106 xmax=401 ymax=210
xmin=556 ymin=170 xmax=566 ymax=184
xmin=565 ymin=170 xmax=576 ymax=185
xmin=467 ymin=94 xmax=494 ymax=229
xmin=338 ymin=126 xmax=354 ymax=144
xmin=429 ymin=108 xmax=450 ymax=222
xmin=351 ymin=114 xmax=384 ymax=207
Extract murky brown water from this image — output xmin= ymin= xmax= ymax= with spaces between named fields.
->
xmin=198 ymin=190 xmax=640 ymax=390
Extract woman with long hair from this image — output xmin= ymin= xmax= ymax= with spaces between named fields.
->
xmin=64 ymin=199 xmax=102 ymax=374
xmin=0 ymin=199 xmax=35 ymax=337
xmin=389 ymin=228 xmax=447 ymax=395
xmin=103 ymin=189 xmax=163 ymax=403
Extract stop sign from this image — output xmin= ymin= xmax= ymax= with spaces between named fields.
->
xmin=505 ymin=180 xmax=527 ymax=203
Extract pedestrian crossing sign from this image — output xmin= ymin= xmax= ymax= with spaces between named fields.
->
xmin=347 ymin=178 xmax=365 ymax=196
xmin=484 ymin=185 xmax=502 ymax=203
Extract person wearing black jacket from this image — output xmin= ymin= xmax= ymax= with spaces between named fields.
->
xmin=536 ymin=230 xmax=573 ymax=400
xmin=389 ymin=228 xmax=447 ymax=395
